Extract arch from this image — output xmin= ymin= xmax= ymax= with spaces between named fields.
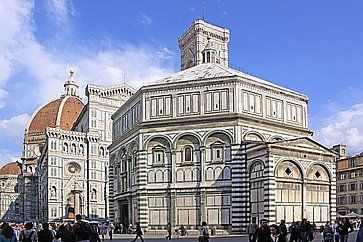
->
xmin=248 ymin=159 xmax=265 ymax=174
xmin=164 ymin=170 xmax=171 ymax=183
xmin=206 ymin=167 xmax=214 ymax=181
xmin=50 ymin=186 xmax=57 ymax=198
xmin=203 ymin=130 xmax=234 ymax=146
xmin=185 ymin=169 xmax=192 ymax=181
xmin=215 ymin=167 xmax=223 ymax=180
xmin=222 ymin=166 xmax=231 ymax=180
xmin=155 ymin=170 xmax=163 ymax=183
xmin=305 ymin=162 xmax=332 ymax=182
xmin=91 ymin=188 xmax=97 ymax=200
xmin=243 ymin=131 xmax=265 ymax=142
xmin=176 ymin=169 xmax=184 ymax=182
xmin=100 ymin=147 xmax=105 ymax=157
xmin=148 ymin=171 xmax=155 ymax=183
xmin=173 ymin=132 xmax=202 ymax=148
xmin=63 ymin=142 xmax=69 ymax=153
xmin=269 ymin=135 xmax=285 ymax=142
xmin=144 ymin=135 xmax=172 ymax=150
xmin=127 ymin=141 xmax=138 ymax=156
xmin=274 ymin=158 xmax=305 ymax=180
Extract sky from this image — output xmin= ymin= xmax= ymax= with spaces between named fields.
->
xmin=0 ymin=0 xmax=363 ymax=166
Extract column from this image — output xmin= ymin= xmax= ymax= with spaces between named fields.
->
xmin=199 ymin=146 xmax=206 ymax=224
xmin=137 ymin=149 xmax=148 ymax=231
xmin=231 ymin=143 xmax=246 ymax=233
xmin=264 ymin=152 xmax=276 ymax=224
xmin=170 ymin=148 xmax=177 ymax=227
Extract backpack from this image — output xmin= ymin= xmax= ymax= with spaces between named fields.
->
xmin=77 ymin=222 xmax=91 ymax=240
xmin=21 ymin=231 xmax=34 ymax=242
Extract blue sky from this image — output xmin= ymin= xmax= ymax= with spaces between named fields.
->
xmin=0 ymin=0 xmax=363 ymax=165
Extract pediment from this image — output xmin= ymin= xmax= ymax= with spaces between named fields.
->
xmin=270 ymin=137 xmax=336 ymax=155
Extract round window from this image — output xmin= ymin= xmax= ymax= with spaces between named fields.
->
xmin=67 ymin=162 xmax=81 ymax=174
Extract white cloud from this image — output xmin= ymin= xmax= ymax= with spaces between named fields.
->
xmin=74 ymin=45 xmax=174 ymax=90
xmin=45 ymin=0 xmax=75 ymax=26
xmin=315 ymin=103 xmax=363 ymax=155
xmin=0 ymin=113 xmax=31 ymax=143
xmin=0 ymin=0 xmax=175 ymax=105
xmin=0 ymin=0 xmax=34 ymax=86
xmin=157 ymin=47 xmax=174 ymax=60
xmin=140 ymin=13 xmax=152 ymax=26
xmin=0 ymin=89 xmax=8 ymax=108
xmin=0 ymin=0 xmax=176 ymax=165
xmin=0 ymin=149 xmax=20 ymax=167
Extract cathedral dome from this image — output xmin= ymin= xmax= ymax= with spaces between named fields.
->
xmin=0 ymin=162 xmax=22 ymax=176
xmin=27 ymin=96 xmax=84 ymax=134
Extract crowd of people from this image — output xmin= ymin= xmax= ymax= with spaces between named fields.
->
xmin=1 ymin=215 xmax=363 ymax=242
xmin=248 ymin=217 xmax=363 ymax=242
xmin=0 ymin=214 xmax=116 ymax=242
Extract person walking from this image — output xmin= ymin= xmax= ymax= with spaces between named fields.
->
xmin=37 ymin=223 xmax=54 ymax=242
xmin=107 ymin=223 xmax=114 ymax=241
xmin=356 ymin=218 xmax=363 ymax=242
xmin=257 ymin=219 xmax=271 ymax=242
xmin=337 ymin=218 xmax=354 ymax=242
xmin=198 ymin=221 xmax=210 ymax=242
xmin=55 ymin=223 xmax=73 ymax=242
xmin=0 ymin=223 xmax=18 ymax=242
xmin=323 ymin=222 xmax=334 ymax=242
xmin=248 ymin=218 xmax=258 ymax=242
xmin=131 ymin=223 xmax=144 ymax=242
xmin=19 ymin=222 xmax=37 ymax=242
xmin=72 ymin=214 xmax=96 ymax=242
xmin=333 ymin=220 xmax=340 ymax=242
xmin=99 ymin=223 xmax=107 ymax=241
xmin=269 ymin=224 xmax=287 ymax=242
xmin=165 ymin=222 xmax=172 ymax=240
xmin=279 ymin=220 xmax=288 ymax=242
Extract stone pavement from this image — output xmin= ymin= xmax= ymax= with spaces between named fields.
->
xmin=102 ymin=231 xmax=359 ymax=242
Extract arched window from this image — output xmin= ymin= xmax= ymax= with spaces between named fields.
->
xmin=71 ymin=144 xmax=76 ymax=153
xmin=100 ymin=147 xmax=105 ymax=157
xmin=63 ymin=143 xmax=68 ymax=153
xmin=184 ymin=146 xmax=193 ymax=162
xmin=50 ymin=186 xmax=57 ymax=198
xmin=91 ymin=189 xmax=97 ymax=200
xmin=79 ymin=144 xmax=84 ymax=155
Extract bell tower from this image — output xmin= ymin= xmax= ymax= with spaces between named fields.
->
xmin=178 ymin=20 xmax=230 ymax=70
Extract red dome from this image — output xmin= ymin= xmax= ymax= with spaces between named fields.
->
xmin=28 ymin=96 xmax=84 ymax=133
xmin=0 ymin=162 xmax=22 ymax=176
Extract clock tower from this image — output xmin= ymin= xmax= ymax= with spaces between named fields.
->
xmin=178 ymin=20 xmax=230 ymax=70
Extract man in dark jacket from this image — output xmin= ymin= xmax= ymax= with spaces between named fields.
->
xmin=38 ymin=223 xmax=54 ymax=242
xmin=270 ymin=224 xmax=287 ymax=242
xmin=72 ymin=214 xmax=97 ymax=242
xmin=257 ymin=219 xmax=271 ymax=242
xmin=132 ymin=223 xmax=144 ymax=242
xmin=337 ymin=218 xmax=354 ymax=242
xmin=248 ymin=218 xmax=258 ymax=242
xmin=279 ymin=220 xmax=288 ymax=241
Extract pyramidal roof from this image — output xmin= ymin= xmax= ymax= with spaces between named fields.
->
xmin=149 ymin=63 xmax=307 ymax=99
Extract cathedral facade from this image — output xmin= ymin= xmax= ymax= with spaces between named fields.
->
xmin=21 ymin=69 xmax=134 ymax=222
xmin=108 ymin=20 xmax=337 ymax=234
